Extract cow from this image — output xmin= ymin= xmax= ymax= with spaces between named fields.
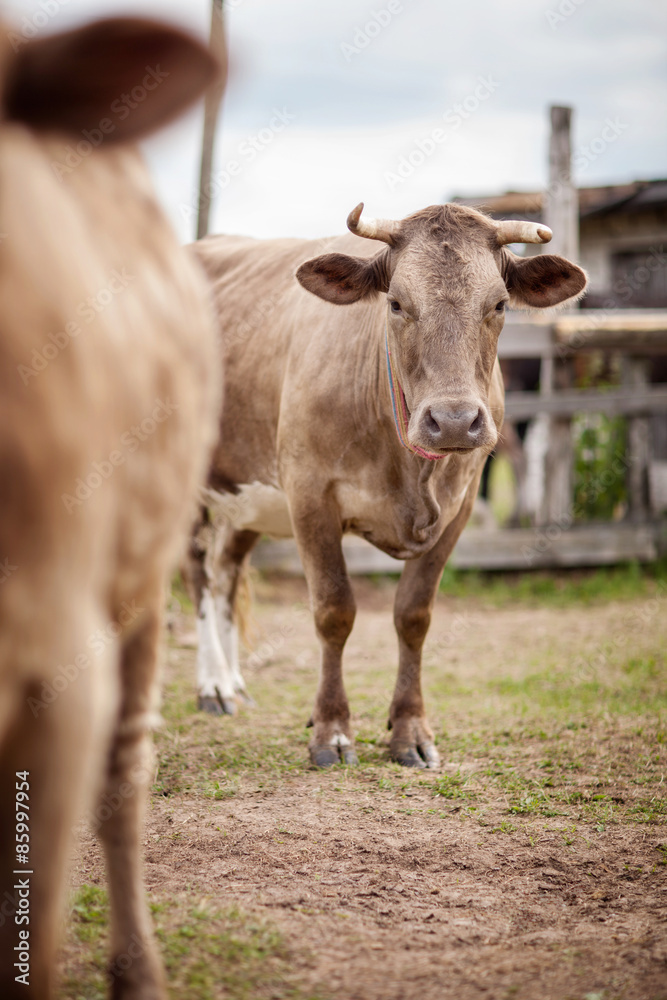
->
xmin=184 ymin=203 xmax=586 ymax=768
xmin=0 ymin=18 xmax=220 ymax=999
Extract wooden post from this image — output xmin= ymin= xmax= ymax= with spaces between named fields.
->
xmin=544 ymin=106 xmax=579 ymax=261
xmin=622 ymin=357 xmax=651 ymax=520
xmin=196 ymin=0 xmax=227 ymax=241
xmin=538 ymin=106 xmax=578 ymax=525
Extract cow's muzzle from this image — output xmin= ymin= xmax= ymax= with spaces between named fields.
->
xmin=415 ymin=401 xmax=496 ymax=453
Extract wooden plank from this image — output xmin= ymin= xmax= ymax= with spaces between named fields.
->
xmin=251 ymin=524 xmax=660 ymax=576
xmin=504 ymin=384 xmax=667 ymax=420
xmin=456 ymin=524 xmax=658 ymax=570
xmin=555 ymin=310 xmax=667 ymax=335
xmin=553 ymin=309 xmax=667 ymax=340
xmin=500 ymin=311 xmax=667 ymax=359
xmin=622 ymin=358 xmax=651 ymax=520
xmin=554 ymin=310 xmax=667 ymax=354
xmin=539 ymin=354 xmax=574 ymax=526
xmin=498 ymin=321 xmax=555 ymax=359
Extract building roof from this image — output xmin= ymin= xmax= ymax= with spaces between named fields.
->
xmin=452 ymin=179 xmax=667 ymax=221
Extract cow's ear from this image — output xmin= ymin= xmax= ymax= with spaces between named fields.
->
xmin=3 ymin=17 xmax=221 ymax=143
xmin=296 ymin=251 xmax=388 ymax=304
xmin=503 ymin=251 xmax=587 ymax=309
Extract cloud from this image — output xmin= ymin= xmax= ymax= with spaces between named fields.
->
xmin=5 ymin=0 xmax=666 ymax=241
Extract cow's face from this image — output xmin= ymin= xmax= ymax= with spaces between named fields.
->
xmin=297 ymin=203 xmax=586 ymax=458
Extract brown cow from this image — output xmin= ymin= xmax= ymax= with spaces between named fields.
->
xmin=185 ymin=204 xmax=586 ymax=768
xmin=0 ymin=18 xmax=220 ymax=999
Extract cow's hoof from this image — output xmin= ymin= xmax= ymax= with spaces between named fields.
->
xmin=309 ymin=744 xmax=358 ymax=768
xmin=390 ymin=743 xmax=426 ymax=768
xmin=390 ymin=740 xmax=440 ymax=770
xmin=310 ymin=745 xmax=340 ymax=768
xmin=197 ymin=694 xmax=237 ymax=716
xmin=418 ymin=741 xmax=440 ymax=769
xmin=236 ymin=689 xmax=256 ymax=708
xmin=198 ymin=695 xmax=224 ymax=715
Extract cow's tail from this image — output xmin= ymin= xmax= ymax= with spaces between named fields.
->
xmin=235 ymin=560 xmax=255 ymax=650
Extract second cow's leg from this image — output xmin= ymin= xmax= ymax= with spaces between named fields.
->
xmin=291 ymin=499 xmax=357 ymax=767
xmin=390 ymin=486 xmax=478 ymax=768
xmin=183 ymin=511 xmax=257 ymax=715
xmin=210 ymin=526 xmax=258 ymax=707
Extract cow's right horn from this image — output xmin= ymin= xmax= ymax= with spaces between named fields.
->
xmin=347 ymin=203 xmax=400 ymax=245
xmin=495 ymin=220 xmax=553 ymax=245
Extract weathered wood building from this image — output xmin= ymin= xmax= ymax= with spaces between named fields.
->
xmin=453 ymin=179 xmax=667 ymax=310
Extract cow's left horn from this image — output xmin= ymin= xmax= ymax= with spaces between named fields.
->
xmin=347 ymin=203 xmax=400 ymax=245
xmin=495 ymin=220 xmax=553 ymax=246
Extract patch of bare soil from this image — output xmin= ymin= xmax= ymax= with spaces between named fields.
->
xmin=73 ymin=791 xmax=667 ymax=1000
xmin=70 ymin=577 xmax=667 ymax=1000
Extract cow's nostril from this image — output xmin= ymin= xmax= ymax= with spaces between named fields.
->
xmin=425 ymin=409 xmax=441 ymax=435
xmin=468 ymin=410 xmax=484 ymax=435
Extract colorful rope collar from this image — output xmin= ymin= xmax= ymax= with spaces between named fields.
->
xmin=384 ymin=324 xmax=447 ymax=461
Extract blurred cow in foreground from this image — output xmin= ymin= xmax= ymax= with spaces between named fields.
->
xmin=0 ymin=18 xmax=220 ymax=999
xmin=185 ymin=204 xmax=586 ymax=769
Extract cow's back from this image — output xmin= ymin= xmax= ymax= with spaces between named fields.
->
xmin=192 ymin=234 xmax=318 ymax=485
xmin=191 ymin=231 xmax=385 ymax=492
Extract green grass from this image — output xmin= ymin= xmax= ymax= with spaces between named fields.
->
xmin=155 ymin=585 xmax=667 ymax=832
xmin=59 ymin=886 xmax=328 ymax=1000
xmin=437 ymin=558 xmax=667 ymax=607
xmin=58 ymin=574 xmax=667 ymax=996
xmin=412 ymin=732 xmax=667 ymax=826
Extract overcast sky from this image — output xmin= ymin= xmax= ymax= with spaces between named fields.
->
xmin=5 ymin=0 xmax=667 ymax=241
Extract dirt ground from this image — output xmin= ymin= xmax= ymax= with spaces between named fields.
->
xmin=65 ymin=575 xmax=667 ymax=1000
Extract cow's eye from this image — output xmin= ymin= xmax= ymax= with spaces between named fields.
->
xmin=390 ymin=300 xmax=402 ymax=313
xmin=495 ymin=300 xmax=506 ymax=312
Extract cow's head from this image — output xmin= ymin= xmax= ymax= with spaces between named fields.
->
xmin=296 ymin=203 xmax=586 ymax=458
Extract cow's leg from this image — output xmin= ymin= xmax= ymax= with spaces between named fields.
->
xmin=182 ymin=510 xmax=237 ymax=716
xmin=390 ymin=486 xmax=478 ymax=769
xmin=210 ymin=527 xmax=258 ymax=708
xmin=97 ymin=590 xmax=165 ymax=1000
xmin=0 ymin=632 xmax=116 ymax=1000
xmin=291 ymin=502 xmax=357 ymax=767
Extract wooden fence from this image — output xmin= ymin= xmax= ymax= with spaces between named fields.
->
xmin=252 ymin=309 xmax=667 ymax=574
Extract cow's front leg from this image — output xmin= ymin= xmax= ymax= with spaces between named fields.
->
xmin=291 ymin=500 xmax=357 ymax=767
xmin=390 ymin=487 xmax=477 ymax=769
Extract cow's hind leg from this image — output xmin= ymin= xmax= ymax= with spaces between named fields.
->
xmin=291 ymin=499 xmax=357 ymax=767
xmin=390 ymin=487 xmax=478 ymax=769
xmin=96 ymin=589 xmax=165 ymax=1000
xmin=182 ymin=510 xmax=238 ymax=715
xmin=210 ymin=527 xmax=258 ymax=709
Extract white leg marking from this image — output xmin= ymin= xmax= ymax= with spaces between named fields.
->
xmin=213 ymin=593 xmax=247 ymax=695
xmin=196 ymin=588 xmax=235 ymax=700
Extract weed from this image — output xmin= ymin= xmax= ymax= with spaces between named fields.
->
xmin=59 ymin=888 xmax=328 ymax=1000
